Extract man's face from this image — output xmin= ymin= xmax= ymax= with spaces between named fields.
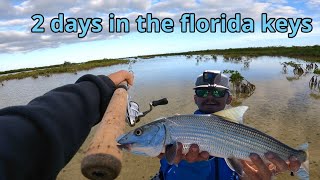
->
xmin=194 ymin=88 xmax=231 ymax=113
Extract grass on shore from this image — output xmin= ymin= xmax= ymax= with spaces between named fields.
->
xmin=315 ymin=69 xmax=320 ymax=74
xmin=0 ymin=59 xmax=128 ymax=82
xmin=135 ymin=45 xmax=320 ymax=62
xmin=1 ymin=45 xmax=319 ymax=83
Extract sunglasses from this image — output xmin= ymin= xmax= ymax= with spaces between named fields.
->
xmin=195 ymin=88 xmax=227 ymax=98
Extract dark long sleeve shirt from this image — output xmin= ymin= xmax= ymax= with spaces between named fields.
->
xmin=0 ymin=74 xmax=116 ymax=180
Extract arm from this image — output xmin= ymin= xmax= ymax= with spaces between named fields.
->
xmin=0 ymin=70 xmax=133 ymax=179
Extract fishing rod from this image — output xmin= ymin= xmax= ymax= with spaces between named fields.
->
xmin=126 ymin=65 xmax=169 ymax=126
xmin=81 ymin=79 xmax=168 ymax=180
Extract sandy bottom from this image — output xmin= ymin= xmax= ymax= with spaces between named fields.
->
xmin=57 ymin=57 xmax=320 ymax=179
xmin=58 ymin=79 xmax=320 ymax=180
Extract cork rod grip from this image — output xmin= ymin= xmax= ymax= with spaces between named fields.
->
xmin=81 ymin=84 xmax=128 ymax=180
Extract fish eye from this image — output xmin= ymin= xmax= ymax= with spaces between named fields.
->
xmin=134 ymin=128 xmax=143 ymax=136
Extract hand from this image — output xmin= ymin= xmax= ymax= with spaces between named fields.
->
xmin=240 ymin=152 xmax=301 ymax=180
xmin=108 ymin=70 xmax=134 ymax=86
xmin=158 ymin=143 xmax=210 ymax=164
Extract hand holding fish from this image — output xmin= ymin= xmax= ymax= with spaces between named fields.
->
xmin=240 ymin=152 xmax=301 ymax=179
xmin=157 ymin=143 xmax=210 ymax=164
xmin=160 ymin=144 xmax=302 ymax=179
xmin=118 ymin=106 xmax=309 ymax=179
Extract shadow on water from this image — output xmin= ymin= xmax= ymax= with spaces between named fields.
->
xmin=0 ymin=56 xmax=319 ymax=180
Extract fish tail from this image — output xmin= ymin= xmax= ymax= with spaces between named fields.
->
xmin=297 ymin=143 xmax=309 ymax=174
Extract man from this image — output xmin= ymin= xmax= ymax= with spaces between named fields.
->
xmin=158 ymin=70 xmax=301 ymax=180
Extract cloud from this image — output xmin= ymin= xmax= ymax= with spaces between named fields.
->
xmin=0 ymin=0 xmax=318 ymax=54
xmin=307 ymin=0 xmax=320 ymax=8
xmin=269 ymin=5 xmax=302 ymax=17
xmin=0 ymin=29 xmax=124 ymax=54
xmin=14 ymin=0 xmax=78 ymax=15
xmin=266 ymin=0 xmax=288 ymax=3
xmin=0 ymin=19 xmax=30 ymax=27
xmin=0 ymin=0 xmax=15 ymax=19
xmin=88 ymin=0 xmax=151 ymax=12
xmin=149 ymin=0 xmax=198 ymax=11
xmin=306 ymin=0 xmax=320 ymax=10
xmin=201 ymin=0 xmax=255 ymax=9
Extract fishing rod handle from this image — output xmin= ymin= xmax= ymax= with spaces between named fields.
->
xmin=151 ymin=98 xmax=168 ymax=106
xmin=81 ymin=82 xmax=128 ymax=180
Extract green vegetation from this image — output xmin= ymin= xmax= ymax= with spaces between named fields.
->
xmin=0 ymin=64 xmax=62 ymax=75
xmin=315 ymin=69 xmax=320 ymax=74
xmin=135 ymin=45 xmax=320 ymax=62
xmin=223 ymin=70 xmax=244 ymax=85
xmin=1 ymin=45 xmax=319 ymax=82
xmin=0 ymin=59 xmax=128 ymax=82
xmin=282 ymin=61 xmax=302 ymax=68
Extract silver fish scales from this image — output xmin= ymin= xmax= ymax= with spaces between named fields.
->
xmin=162 ymin=114 xmax=306 ymax=163
xmin=117 ymin=106 xmax=308 ymax=174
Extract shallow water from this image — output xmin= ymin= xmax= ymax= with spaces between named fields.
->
xmin=0 ymin=55 xmax=319 ymax=179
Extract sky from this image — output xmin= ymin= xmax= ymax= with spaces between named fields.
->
xmin=0 ymin=0 xmax=319 ymax=71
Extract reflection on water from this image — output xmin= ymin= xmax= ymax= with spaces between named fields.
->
xmin=0 ymin=56 xmax=319 ymax=180
xmin=309 ymin=75 xmax=320 ymax=96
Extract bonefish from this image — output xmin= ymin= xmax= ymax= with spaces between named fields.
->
xmin=117 ymin=106 xmax=309 ymax=175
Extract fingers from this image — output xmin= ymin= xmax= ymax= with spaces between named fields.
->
xmin=173 ymin=142 xmax=184 ymax=164
xmin=289 ymin=156 xmax=301 ymax=172
xmin=199 ymin=151 xmax=210 ymax=161
xmin=239 ymin=153 xmax=300 ymax=180
xmin=249 ymin=153 xmax=272 ymax=179
xmin=157 ymin=153 xmax=164 ymax=159
xmin=185 ymin=144 xmax=200 ymax=163
xmin=265 ymin=152 xmax=301 ymax=173
xmin=121 ymin=70 xmax=134 ymax=86
xmin=240 ymin=160 xmax=259 ymax=179
xmin=125 ymin=71 xmax=134 ymax=86
xmin=265 ymin=152 xmax=289 ymax=172
xmin=108 ymin=70 xmax=134 ymax=86
xmin=166 ymin=143 xmax=209 ymax=164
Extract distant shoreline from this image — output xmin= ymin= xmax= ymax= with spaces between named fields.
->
xmin=1 ymin=45 xmax=319 ymax=82
xmin=0 ymin=59 xmax=128 ymax=82
xmin=134 ymin=45 xmax=320 ymax=62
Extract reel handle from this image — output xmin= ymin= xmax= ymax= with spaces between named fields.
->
xmin=151 ymin=98 xmax=168 ymax=107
